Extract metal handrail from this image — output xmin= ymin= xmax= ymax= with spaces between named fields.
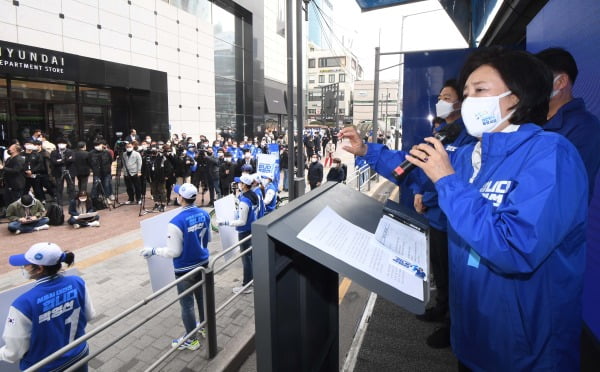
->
xmin=25 ymin=237 xmax=253 ymax=372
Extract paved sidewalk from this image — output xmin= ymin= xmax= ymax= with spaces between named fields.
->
xmin=0 ymin=138 xmax=375 ymax=371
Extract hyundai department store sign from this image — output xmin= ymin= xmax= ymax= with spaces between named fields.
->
xmin=0 ymin=40 xmax=78 ymax=81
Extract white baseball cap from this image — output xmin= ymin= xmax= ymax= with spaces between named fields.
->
xmin=9 ymin=242 xmax=64 ymax=266
xmin=234 ymin=174 xmax=254 ymax=186
xmin=173 ymin=183 xmax=198 ymax=199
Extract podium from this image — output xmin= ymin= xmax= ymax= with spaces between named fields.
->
xmin=253 ymin=182 xmax=429 ymax=372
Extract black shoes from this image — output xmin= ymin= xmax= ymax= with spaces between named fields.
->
xmin=426 ymin=326 xmax=451 ymax=349
xmin=416 ymin=307 xmax=447 ymax=322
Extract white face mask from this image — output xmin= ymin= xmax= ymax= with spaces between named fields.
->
xmin=21 ymin=267 xmax=32 ymax=280
xmin=461 ymin=91 xmax=514 ymax=138
xmin=25 ymin=144 xmax=36 ymax=151
xmin=126 ymin=147 xmax=133 ymax=152
xmin=435 ymin=100 xmax=456 ymax=119
xmin=550 ymin=74 xmax=562 ymax=99
xmin=95 ymin=145 xmax=103 ymax=151
xmin=58 ymin=144 xmax=67 ymax=150
xmin=225 ymin=157 xmax=231 ymax=162
xmin=245 ymin=153 xmax=251 ymax=159
xmin=311 ymin=158 xmax=318 ymax=163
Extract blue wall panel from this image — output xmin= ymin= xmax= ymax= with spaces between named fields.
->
xmin=527 ymin=0 xmax=600 ymax=339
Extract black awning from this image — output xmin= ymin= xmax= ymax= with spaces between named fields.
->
xmin=265 ymin=86 xmax=287 ymax=115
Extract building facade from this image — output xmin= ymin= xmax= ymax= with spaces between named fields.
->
xmin=353 ymin=79 xmax=400 ymax=135
xmin=0 ymin=0 xmax=265 ymax=146
xmin=306 ymin=41 xmax=363 ymax=126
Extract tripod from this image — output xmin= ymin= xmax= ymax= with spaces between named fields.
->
xmin=92 ymin=177 xmax=112 ymax=211
xmin=138 ymin=175 xmax=160 ymax=216
xmin=112 ymin=154 xmax=127 ymax=209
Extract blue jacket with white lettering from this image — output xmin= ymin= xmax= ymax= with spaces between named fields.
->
xmin=169 ymin=206 xmax=210 ymax=273
xmin=435 ymin=124 xmax=587 ymax=371
xmin=362 ymin=124 xmax=588 ymax=370
xmin=10 ymin=275 xmax=91 ymax=371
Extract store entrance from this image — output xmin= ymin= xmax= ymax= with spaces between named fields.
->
xmin=12 ymin=101 xmax=45 ymax=143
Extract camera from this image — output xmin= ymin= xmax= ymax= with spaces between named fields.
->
xmin=114 ymin=132 xmax=129 ymax=155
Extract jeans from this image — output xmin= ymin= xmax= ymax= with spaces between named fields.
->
xmin=212 ymin=179 xmax=221 ymax=199
xmin=239 ymin=230 xmax=253 ymax=285
xmin=176 ymin=268 xmax=207 ymax=336
xmin=68 ymin=215 xmax=99 ymax=227
xmin=8 ymin=217 xmax=50 ymax=233
xmin=282 ymin=169 xmax=289 ymax=191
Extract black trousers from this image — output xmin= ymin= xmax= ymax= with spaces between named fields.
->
xmin=581 ymin=324 xmax=600 ymax=372
xmin=55 ymin=171 xmax=76 ymax=206
xmin=124 ymin=174 xmax=142 ymax=202
xmin=430 ymin=227 xmax=449 ymax=316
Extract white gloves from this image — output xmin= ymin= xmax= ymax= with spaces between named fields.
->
xmin=140 ymin=247 xmax=155 ymax=258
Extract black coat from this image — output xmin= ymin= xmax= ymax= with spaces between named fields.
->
xmin=72 ymin=149 xmax=91 ymax=177
xmin=50 ymin=148 xmax=76 ymax=177
xmin=326 ymin=166 xmax=345 ymax=183
xmin=89 ymin=149 xmax=113 ymax=177
xmin=3 ymin=155 xmax=26 ymax=190
xmin=307 ymin=162 xmax=323 ymax=185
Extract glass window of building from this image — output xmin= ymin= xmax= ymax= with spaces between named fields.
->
xmin=80 ymin=86 xmax=111 ymax=105
xmin=11 ymin=80 xmax=76 ymax=101
xmin=308 ymin=58 xmax=315 ymax=68
xmin=339 ymin=73 xmax=345 ymax=83
xmin=318 ymin=57 xmax=343 ymax=68
xmin=329 ymin=74 xmax=335 ymax=83
xmin=339 ymin=90 xmax=345 ymax=101
xmin=0 ymin=78 xmax=6 ymax=98
xmin=319 ymin=75 xmax=325 ymax=83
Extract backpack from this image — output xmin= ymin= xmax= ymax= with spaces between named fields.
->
xmin=46 ymin=204 xmax=64 ymax=225
xmin=93 ymin=196 xmax=108 ymax=211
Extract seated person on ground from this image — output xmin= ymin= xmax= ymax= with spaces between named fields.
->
xmin=6 ymin=194 xmax=49 ymax=234
xmin=68 ymin=191 xmax=100 ymax=229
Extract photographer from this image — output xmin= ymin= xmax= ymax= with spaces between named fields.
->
xmin=202 ymin=146 xmax=220 ymax=205
xmin=72 ymin=141 xmax=91 ymax=193
xmin=89 ymin=140 xmax=114 ymax=200
xmin=121 ymin=142 xmax=143 ymax=204
xmin=174 ymin=144 xmax=194 ymax=185
xmin=219 ymin=151 xmax=235 ymax=197
xmin=50 ymin=138 xmax=76 ymax=206
xmin=0 ymin=143 xmax=26 ymax=204
xmin=145 ymin=146 xmax=172 ymax=212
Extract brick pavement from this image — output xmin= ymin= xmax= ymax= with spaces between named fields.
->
xmin=0 ymin=138 xmax=380 ymax=371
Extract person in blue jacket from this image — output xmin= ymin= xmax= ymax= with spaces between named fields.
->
xmin=1 ymin=242 xmax=95 ymax=371
xmin=408 ymin=79 xmax=477 ymax=349
xmin=535 ymin=47 xmax=600 ymax=372
xmin=218 ymin=173 xmax=260 ymax=295
xmin=140 ymin=183 xmax=211 ymax=351
xmin=343 ymin=47 xmax=588 ymax=370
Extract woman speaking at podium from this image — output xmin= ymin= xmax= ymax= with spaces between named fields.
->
xmin=343 ymin=47 xmax=588 ymax=371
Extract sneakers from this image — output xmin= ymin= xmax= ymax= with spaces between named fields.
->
xmin=171 ymin=337 xmax=200 ymax=351
xmin=137 ymin=200 xmax=142 ymax=205
xmin=73 ymin=224 xmax=80 ymax=229
xmin=232 ymin=286 xmax=253 ymax=294
xmin=198 ymin=327 xmax=207 ymax=339
xmin=426 ymin=325 xmax=451 ymax=349
xmin=125 ymin=200 xmax=133 ymax=205
xmin=109 ymin=194 xmax=115 ymax=201
xmin=34 ymin=224 xmax=50 ymax=232
xmin=158 ymin=204 xmax=165 ymax=212
xmin=14 ymin=230 xmax=21 ymax=235
xmin=152 ymin=203 xmax=159 ymax=211
xmin=88 ymin=221 xmax=100 ymax=227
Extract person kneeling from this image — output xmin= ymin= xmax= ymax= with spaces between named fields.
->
xmin=68 ymin=191 xmax=100 ymax=229
xmin=6 ymin=194 xmax=50 ymax=235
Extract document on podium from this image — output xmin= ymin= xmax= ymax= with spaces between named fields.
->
xmin=297 ymin=206 xmax=428 ymax=301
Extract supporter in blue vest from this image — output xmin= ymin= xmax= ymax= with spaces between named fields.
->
xmin=535 ymin=47 xmax=600 ymax=371
xmin=1 ymin=242 xmax=95 ymax=371
xmin=140 ymin=183 xmax=211 ymax=351
xmin=341 ymin=47 xmax=588 ymax=370
xmin=218 ymin=174 xmax=259 ymax=294
xmin=261 ymin=175 xmax=278 ymax=214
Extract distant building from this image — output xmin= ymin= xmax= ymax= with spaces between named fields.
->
xmin=307 ymin=0 xmax=334 ymax=49
xmin=306 ymin=42 xmax=363 ymax=126
xmin=353 ymin=80 xmax=400 ymax=135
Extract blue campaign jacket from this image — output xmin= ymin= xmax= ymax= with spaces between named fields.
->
xmin=544 ymin=98 xmax=600 ymax=200
xmin=435 ymin=124 xmax=588 ymax=371
xmin=169 ymin=205 xmax=210 ymax=273
xmin=13 ymin=275 xmax=90 ymax=371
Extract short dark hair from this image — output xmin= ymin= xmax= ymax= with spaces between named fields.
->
xmin=535 ymin=47 xmax=578 ymax=84
xmin=77 ymin=141 xmax=86 ymax=149
xmin=442 ymin=78 xmax=461 ymax=100
xmin=458 ymin=47 xmax=552 ymax=126
xmin=21 ymin=194 xmax=34 ymax=206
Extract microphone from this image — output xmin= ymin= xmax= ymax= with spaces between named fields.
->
xmin=392 ymin=122 xmax=462 ymax=182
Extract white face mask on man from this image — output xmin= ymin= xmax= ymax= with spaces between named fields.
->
xmin=461 ymin=91 xmax=515 ymax=138
xmin=435 ymin=100 xmax=456 ymax=119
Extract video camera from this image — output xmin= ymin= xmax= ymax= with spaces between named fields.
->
xmin=114 ymin=131 xmax=129 ymax=155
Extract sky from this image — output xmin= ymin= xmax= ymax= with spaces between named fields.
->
xmin=328 ymin=0 xmax=468 ymax=80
